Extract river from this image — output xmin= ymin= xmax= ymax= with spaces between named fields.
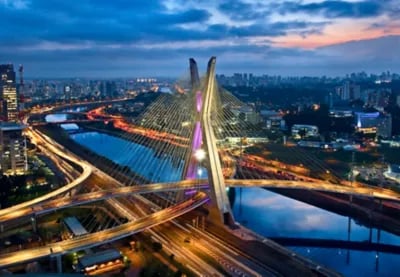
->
xmin=231 ymin=187 xmax=400 ymax=276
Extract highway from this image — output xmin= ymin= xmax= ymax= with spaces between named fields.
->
xmin=91 ymin=168 xmax=226 ymax=276
xmin=3 ymin=178 xmax=400 ymax=224
xmin=0 ymin=181 xmax=208 ymax=223
xmin=0 ymin=128 xmax=92 ymax=219
xmin=0 ymin=192 xmax=208 ymax=269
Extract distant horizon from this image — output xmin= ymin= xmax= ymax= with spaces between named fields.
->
xmin=19 ymin=67 xmax=400 ymax=81
xmin=1 ymin=1 xmax=399 ymax=77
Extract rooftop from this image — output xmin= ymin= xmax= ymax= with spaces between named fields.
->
xmin=63 ymin=217 xmax=88 ymax=237
xmin=78 ymin=249 xmax=122 ymax=269
xmin=0 ymin=122 xmax=26 ymax=131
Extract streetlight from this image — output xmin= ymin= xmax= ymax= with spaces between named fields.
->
xmin=194 ymin=149 xmax=206 ymax=162
xmin=194 ymin=149 xmax=206 ymax=181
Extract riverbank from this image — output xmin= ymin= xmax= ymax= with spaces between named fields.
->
xmin=80 ymin=122 xmax=188 ymax=160
xmin=36 ymin=125 xmax=151 ymax=185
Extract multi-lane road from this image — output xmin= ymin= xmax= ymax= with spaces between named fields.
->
xmin=0 ymin=192 xmax=208 ymax=269
xmin=3 ymin=178 xmax=400 ymax=225
xmin=0 ymin=182 xmax=208 ymax=223
xmin=0 ymin=128 xmax=92 ymax=220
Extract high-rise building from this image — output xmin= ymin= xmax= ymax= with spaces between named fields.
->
xmin=106 ymin=81 xmax=117 ymax=98
xmin=64 ymin=85 xmax=71 ymax=101
xmin=336 ymin=81 xmax=360 ymax=101
xmin=0 ymin=122 xmax=28 ymax=175
xmin=0 ymin=64 xmax=18 ymax=122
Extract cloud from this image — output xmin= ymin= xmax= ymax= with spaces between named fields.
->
xmin=0 ymin=1 xmax=212 ymax=45
xmin=1 ymin=35 xmax=398 ymax=78
xmin=279 ymin=0 xmax=384 ymax=19
xmin=0 ymin=0 xmax=29 ymax=9
xmin=0 ymin=0 xmax=398 ymax=77
xmin=218 ymin=0 xmax=268 ymax=21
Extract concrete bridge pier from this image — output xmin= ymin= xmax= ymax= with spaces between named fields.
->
xmin=377 ymin=228 xmax=381 ymax=242
xmin=375 ymin=229 xmax=381 ymax=274
xmin=347 ymin=217 xmax=351 ymax=241
xmin=369 ymin=227 xmax=373 ymax=243
xmin=375 ymin=251 xmax=380 ymax=273
xmin=346 ymin=217 xmax=352 ymax=264
xmin=56 ymin=255 xmax=62 ymax=273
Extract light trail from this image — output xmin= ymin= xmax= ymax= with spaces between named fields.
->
xmin=0 ymin=181 xmax=208 ymax=223
xmin=0 ymin=128 xmax=92 ymax=219
xmin=0 ymin=192 xmax=209 ymax=269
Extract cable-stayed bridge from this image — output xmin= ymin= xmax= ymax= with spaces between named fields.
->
xmin=1 ymin=57 xmax=399 ymax=275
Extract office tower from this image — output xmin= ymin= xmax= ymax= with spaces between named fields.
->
xmin=0 ymin=64 xmax=18 ymax=122
xmin=106 ymin=81 xmax=117 ymax=98
xmin=63 ymin=85 xmax=71 ymax=101
xmin=0 ymin=122 xmax=28 ymax=175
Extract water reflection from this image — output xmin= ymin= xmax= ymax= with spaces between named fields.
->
xmin=60 ymin=106 xmax=88 ymax=112
xmin=60 ymin=123 xmax=79 ymax=131
xmin=70 ymin=131 xmax=183 ymax=182
xmin=45 ymin=113 xmax=68 ymax=122
xmin=232 ymin=187 xmax=400 ymax=276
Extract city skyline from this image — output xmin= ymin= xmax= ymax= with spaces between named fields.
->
xmin=0 ymin=0 xmax=399 ymax=77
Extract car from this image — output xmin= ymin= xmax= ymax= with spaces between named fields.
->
xmin=184 ymin=237 xmax=191 ymax=243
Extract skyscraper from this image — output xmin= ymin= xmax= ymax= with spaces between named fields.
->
xmin=0 ymin=64 xmax=18 ymax=122
xmin=0 ymin=122 xmax=28 ymax=175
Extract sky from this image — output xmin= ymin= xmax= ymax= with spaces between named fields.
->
xmin=0 ymin=0 xmax=399 ymax=78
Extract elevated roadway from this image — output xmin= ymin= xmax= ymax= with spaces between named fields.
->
xmin=0 ymin=192 xmax=208 ymax=269
xmin=3 ymin=178 xmax=400 ymax=225
xmin=0 ymin=182 xmax=208 ymax=223
xmin=0 ymin=129 xmax=92 ymax=220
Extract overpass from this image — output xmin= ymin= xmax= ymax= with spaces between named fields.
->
xmin=3 ymin=178 xmax=400 ymax=224
xmin=3 ymin=176 xmax=400 ymax=269
xmin=0 ymin=192 xmax=208 ymax=269
xmin=0 ymin=181 xmax=208 ymax=223
xmin=0 ymin=128 xmax=92 ymax=220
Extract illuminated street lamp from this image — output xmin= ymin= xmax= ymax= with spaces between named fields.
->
xmin=194 ymin=149 xmax=206 ymax=162
xmin=194 ymin=149 xmax=206 ymax=180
